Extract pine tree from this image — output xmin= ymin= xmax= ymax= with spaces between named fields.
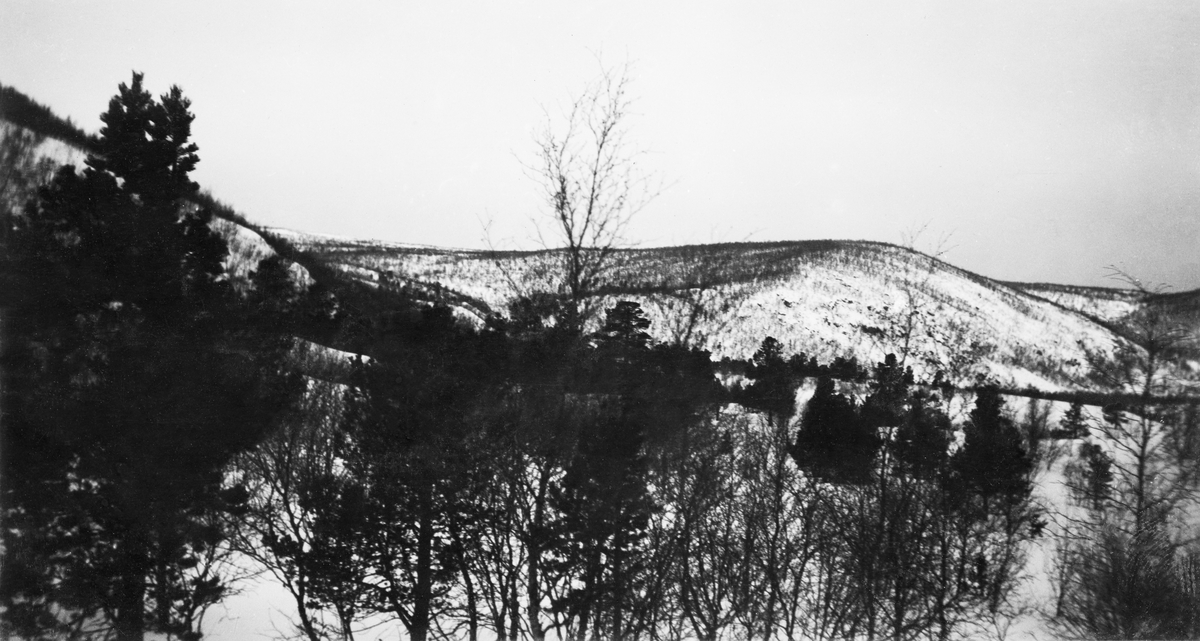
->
xmin=551 ymin=404 xmax=655 ymax=641
xmin=743 ymin=337 xmax=797 ymax=422
xmin=793 ymin=376 xmax=877 ymax=484
xmin=1055 ymin=401 xmax=1088 ymax=439
xmin=591 ymin=301 xmax=654 ymax=387
xmin=595 ymin=300 xmax=652 ymax=350
xmin=860 ymin=353 xmax=913 ymax=432
xmin=893 ymin=388 xmax=953 ymax=479
xmin=1 ymin=73 xmax=297 ymax=641
xmin=542 ymin=302 xmax=658 ymax=640
xmin=324 ymin=306 xmax=508 ymax=641
xmin=1077 ymin=443 xmax=1114 ymax=511
xmin=947 ymin=385 xmax=1039 ymax=616
xmin=952 ymin=386 xmax=1032 ymax=504
xmin=248 ymin=253 xmax=302 ymax=331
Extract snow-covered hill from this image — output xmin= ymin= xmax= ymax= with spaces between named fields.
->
xmin=210 ymin=217 xmax=312 ymax=293
xmin=4 ymin=120 xmax=313 ymax=297
xmin=273 ymin=229 xmax=1151 ymax=393
xmin=1004 ymin=281 xmax=1142 ymax=325
xmin=32 ymin=132 xmax=87 ymax=168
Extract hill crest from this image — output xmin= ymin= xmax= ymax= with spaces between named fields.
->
xmin=270 ymin=228 xmax=1153 ymax=393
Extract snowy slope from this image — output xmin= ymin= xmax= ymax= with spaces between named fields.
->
xmin=210 ymin=217 xmax=313 ymax=293
xmin=278 ymin=230 xmax=1136 ymax=393
xmin=33 ymin=133 xmax=87 ymax=169
xmin=1005 ymin=282 xmax=1141 ymax=325
xmin=1010 ymin=282 xmax=1200 ymax=359
xmin=6 ymin=120 xmax=313 ymax=297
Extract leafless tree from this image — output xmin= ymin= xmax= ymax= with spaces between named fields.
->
xmin=656 ymin=418 xmax=742 ymax=641
xmin=523 ymin=63 xmax=661 ymax=333
xmin=1052 ymin=268 xmax=1200 ymax=638
xmin=885 ymin=225 xmax=955 ymax=367
xmin=1055 ymin=520 xmax=1200 ymax=639
xmin=448 ymin=437 xmax=529 ymax=641
xmin=1083 ymin=269 xmax=1200 ymax=535
xmin=227 ymin=379 xmax=365 ymax=641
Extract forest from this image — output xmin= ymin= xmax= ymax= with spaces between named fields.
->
xmin=2 ymin=74 xmax=1200 ymax=641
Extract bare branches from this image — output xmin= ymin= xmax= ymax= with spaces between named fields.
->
xmin=1050 ymin=269 xmax=1200 ymax=637
xmin=1103 ymin=267 xmax=1195 ymax=372
xmin=523 ymin=63 xmax=661 ymax=331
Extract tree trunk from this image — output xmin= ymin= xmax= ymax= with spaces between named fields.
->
xmin=576 ymin=593 xmax=591 ymax=641
xmin=611 ymin=547 xmax=624 ymax=641
xmin=527 ymin=544 xmax=543 ymax=641
xmin=114 ymin=536 xmax=149 ymax=641
xmin=412 ymin=487 xmax=435 ymax=641
xmin=508 ymin=556 xmax=521 ymax=641
xmin=450 ymin=517 xmax=480 ymax=641
xmin=462 ymin=547 xmax=479 ymax=641
xmin=528 ymin=465 xmax=551 ymax=641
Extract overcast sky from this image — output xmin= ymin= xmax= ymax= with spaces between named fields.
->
xmin=3 ymin=1 xmax=1199 ymax=289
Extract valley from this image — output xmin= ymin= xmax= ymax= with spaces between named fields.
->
xmin=4 ymin=81 xmax=1200 ymax=641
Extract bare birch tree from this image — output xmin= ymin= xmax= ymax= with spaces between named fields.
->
xmin=1084 ymin=269 xmax=1200 ymax=535
xmin=525 ymin=63 xmax=660 ymax=333
xmin=1053 ymin=269 xmax=1200 ymax=638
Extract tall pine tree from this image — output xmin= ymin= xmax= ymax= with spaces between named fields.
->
xmin=1 ymin=73 xmax=297 ymax=641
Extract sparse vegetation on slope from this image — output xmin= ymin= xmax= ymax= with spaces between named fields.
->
xmin=279 ymin=230 xmax=1147 ymax=394
xmin=0 ymin=83 xmax=100 ymax=151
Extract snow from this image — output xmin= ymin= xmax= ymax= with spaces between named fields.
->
xmin=210 ymin=217 xmax=314 ymax=293
xmin=8 ymin=121 xmax=313 ymax=299
xmin=1011 ymin=283 xmax=1141 ymax=325
xmin=281 ymin=233 xmax=1134 ymax=393
xmin=33 ymin=134 xmax=87 ymax=168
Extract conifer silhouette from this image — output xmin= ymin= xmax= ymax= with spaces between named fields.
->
xmin=1 ymin=72 xmax=297 ymax=641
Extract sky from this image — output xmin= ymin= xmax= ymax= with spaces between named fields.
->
xmin=2 ymin=1 xmax=1199 ymax=290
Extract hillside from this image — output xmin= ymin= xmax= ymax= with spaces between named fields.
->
xmin=1003 ymin=281 xmax=1143 ymax=325
xmin=271 ymin=228 xmax=1150 ymax=393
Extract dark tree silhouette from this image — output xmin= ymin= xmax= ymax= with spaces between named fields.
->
xmin=550 ymin=302 xmax=661 ymax=641
xmin=742 ymin=337 xmax=799 ymax=424
xmin=595 ymin=299 xmax=652 ymax=349
xmin=305 ymin=306 xmax=511 ymax=641
xmin=228 ymin=377 xmax=366 ymax=641
xmin=793 ymin=376 xmax=877 ymax=484
xmin=946 ymin=385 xmax=1039 ymax=622
xmin=1069 ymin=442 xmax=1114 ymax=511
xmin=1 ymin=72 xmax=297 ymax=641
xmin=952 ymin=385 xmax=1032 ymax=504
xmin=892 ymin=388 xmax=953 ymax=480
xmin=1053 ymin=401 xmax=1089 ymax=439
xmin=523 ymin=64 xmax=660 ymax=333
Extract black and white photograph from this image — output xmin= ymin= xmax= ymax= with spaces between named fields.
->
xmin=2 ymin=2 xmax=1199 ymax=640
